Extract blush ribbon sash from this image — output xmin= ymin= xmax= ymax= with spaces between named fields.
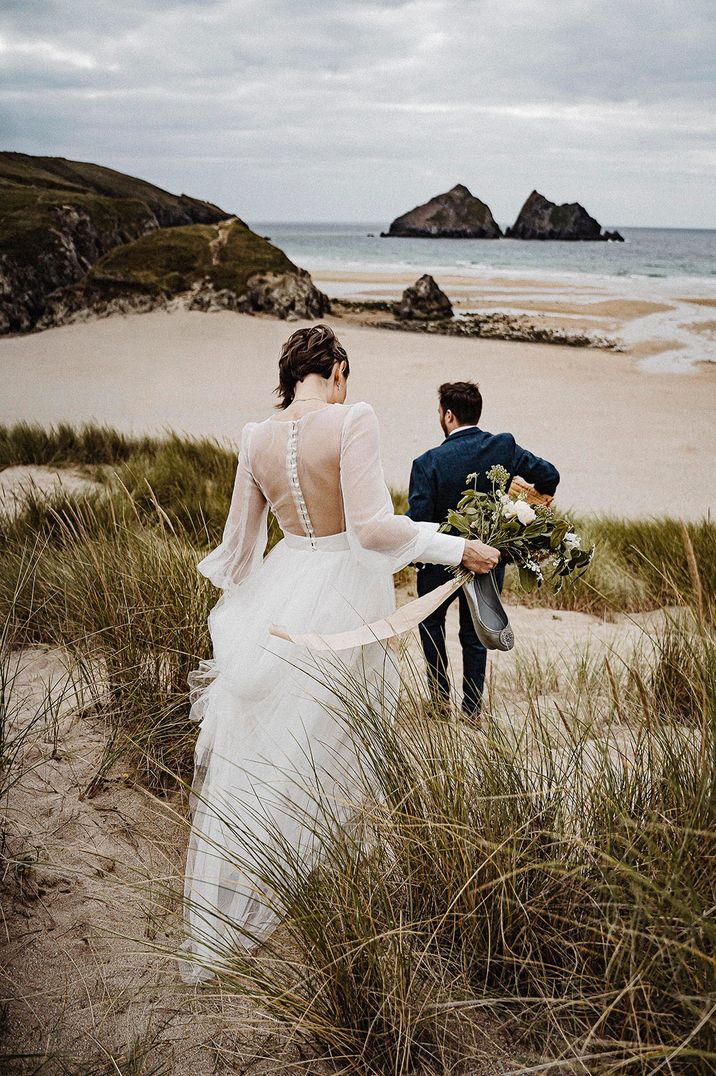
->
xmin=269 ymin=572 xmax=467 ymax=653
xmin=268 ymin=481 xmax=550 ymax=653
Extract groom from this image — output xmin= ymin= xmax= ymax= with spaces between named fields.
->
xmin=407 ymin=381 xmax=560 ymax=716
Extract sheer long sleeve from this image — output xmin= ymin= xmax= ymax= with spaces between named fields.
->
xmin=196 ymin=423 xmax=269 ymax=591
xmin=340 ymin=402 xmax=464 ymax=574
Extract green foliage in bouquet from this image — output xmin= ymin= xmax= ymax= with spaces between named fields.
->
xmin=440 ymin=464 xmax=594 ymax=592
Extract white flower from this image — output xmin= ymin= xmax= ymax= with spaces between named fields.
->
xmin=502 ymin=499 xmax=517 ymax=519
xmin=514 ymin=500 xmax=537 ymax=525
xmin=525 ymin=558 xmax=544 ymax=582
xmin=564 ymin=531 xmax=580 ymax=550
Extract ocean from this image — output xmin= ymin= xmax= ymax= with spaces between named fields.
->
xmin=251 ymin=223 xmax=715 ymax=284
xmin=250 ymin=223 xmax=716 ymax=371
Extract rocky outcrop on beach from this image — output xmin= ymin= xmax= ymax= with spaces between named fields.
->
xmin=394 ymin=274 xmax=453 ymax=320
xmin=506 ymin=190 xmax=624 ymax=242
xmin=0 ymin=153 xmax=327 ymax=332
xmin=333 ymin=299 xmax=620 ymax=351
xmin=40 ymin=218 xmax=329 ymax=327
xmin=382 ymin=310 xmax=618 ymax=349
xmin=383 ymin=184 xmax=502 ymax=239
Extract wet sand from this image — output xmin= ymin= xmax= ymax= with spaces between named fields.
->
xmin=313 ymin=269 xmax=716 ymax=370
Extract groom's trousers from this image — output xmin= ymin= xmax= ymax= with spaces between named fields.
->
xmin=416 ymin=563 xmax=506 ymax=716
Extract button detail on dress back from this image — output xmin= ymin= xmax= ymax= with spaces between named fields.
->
xmin=287 ymin=420 xmax=317 ymax=549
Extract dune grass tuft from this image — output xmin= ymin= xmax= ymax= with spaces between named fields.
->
xmin=176 ymin=620 xmax=716 ymax=1072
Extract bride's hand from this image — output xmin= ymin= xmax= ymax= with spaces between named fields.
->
xmin=461 ymin=539 xmax=501 ymax=574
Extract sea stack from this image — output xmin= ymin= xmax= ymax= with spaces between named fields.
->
xmin=506 ymin=190 xmax=624 ymax=241
xmin=383 ymin=184 xmax=502 ymax=239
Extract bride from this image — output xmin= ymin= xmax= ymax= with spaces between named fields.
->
xmin=181 ymin=324 xmax=500 ymax=982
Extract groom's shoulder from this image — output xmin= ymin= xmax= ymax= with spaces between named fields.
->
xmin=413 ymin=426 xmax=517 ymax=468
xmin=434 ymin=426 xmax=515 ymax=453
xmin=412 ymin=443 xmax=439 ymax=470
xmin=476 ymin=427 xmax=516 ymax=448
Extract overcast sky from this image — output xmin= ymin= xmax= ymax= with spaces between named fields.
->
xmin=1 ymin=1 xmax=714 ymax=227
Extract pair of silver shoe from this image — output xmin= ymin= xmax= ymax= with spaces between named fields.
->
xmin=462 ymin=571 xmax=514 ymax=652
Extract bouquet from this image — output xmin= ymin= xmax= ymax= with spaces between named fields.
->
xmin=271 ymin=466 xmax=594 ymax=658
xmin=440 ymin=464 xmax=594 ymax=592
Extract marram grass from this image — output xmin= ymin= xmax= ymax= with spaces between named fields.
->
xmin=1 ymin=419 xmax=714 ymax=619
xmin=168 ymin=630 xmax=716 ymax=1073
xmin=2 ymin=421 xmax=715 ymax=1071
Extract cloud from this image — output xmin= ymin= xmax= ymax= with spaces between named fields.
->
xmin=0 ymin=35 xmax=102 ymax=70
xmin=0 ymin=0 xmax=714 ymax=225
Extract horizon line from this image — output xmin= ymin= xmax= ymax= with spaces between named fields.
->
xmin=246 ymin=220 xmax=716 ymax=232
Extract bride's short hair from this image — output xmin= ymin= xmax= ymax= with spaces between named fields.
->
xmin=276 ymin=324 xmax=350 ymax=409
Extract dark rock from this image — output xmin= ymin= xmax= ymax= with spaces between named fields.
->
xmin=603 ymin=230 xmax=625 ymax=242
xmin=383 ymin=184 xmax=502 ymax=239
xmin=506 ymin=190 xmax=616 ymax=241
xmin=394 ymin=274 xmax=453 ymax=320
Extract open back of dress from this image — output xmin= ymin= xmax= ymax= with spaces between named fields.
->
xmin=195 ymin=402 xmax=462 ymax=592
xmin=248 ymin=406 xmax=347 ymax=541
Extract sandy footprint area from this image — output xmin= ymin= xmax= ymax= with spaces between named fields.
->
xmin=1 ymin=611 xmax=664 ymax=1069
xmin=1 ymin=308 xmax=714 ymax=518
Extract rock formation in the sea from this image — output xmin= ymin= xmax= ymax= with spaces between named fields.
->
xmin=394 ymin=274 xmax=453 ymax=320
xmin=505 ymin=190 xmax=624 ymax=241
xmin=39 ymin=218 xmax=329 ymax=327
xmin=0 ymin=152 xmax=327 ymax=331
xmin=382 ymin=184 xmax=502 ymax=239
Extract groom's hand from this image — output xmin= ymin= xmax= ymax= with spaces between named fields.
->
xmin=461 ymin=539 xmax=501 ymax=574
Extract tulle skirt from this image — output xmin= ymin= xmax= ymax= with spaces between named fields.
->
xmin=181 ymin=531 xmax=400 ymax=983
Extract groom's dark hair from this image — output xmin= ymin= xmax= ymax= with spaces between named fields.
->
xmin=276 ymin=325 xmax=349 ymax=408
xmin=439 ymin=381 xmax=483 ymax=425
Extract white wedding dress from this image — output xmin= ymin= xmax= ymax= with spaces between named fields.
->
xmin=181 ymin=400 xmax=463 ymax=982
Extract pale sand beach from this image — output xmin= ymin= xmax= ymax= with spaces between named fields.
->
xmin=2 ymin=307 xmax=715 ymax=518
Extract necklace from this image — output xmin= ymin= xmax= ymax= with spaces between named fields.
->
xmin=292 ymin=396 xmax=327 ymax=404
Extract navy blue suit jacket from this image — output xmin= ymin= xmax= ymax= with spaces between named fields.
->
xmin=407 ymin=426 xmax=560 ymax=534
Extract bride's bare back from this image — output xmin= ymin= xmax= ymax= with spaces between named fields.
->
xmin=196 ymin=400 xmax=464 ymax=591
xmin=249 ymin=404 xmax=347 ymax=538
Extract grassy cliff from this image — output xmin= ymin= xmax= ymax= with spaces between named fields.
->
xmin=0 ymin=152 xmax=231 ymax=331
xmin=0 ymin=152 xmax=329 ymax=329
xmin=0 ymin=152 xmax=230 ymax=228
xmin=41 ymin=217 xmax=328 ymax=321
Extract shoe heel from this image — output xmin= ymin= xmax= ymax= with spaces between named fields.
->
xmin=463 ymin=571 xmax=514 ymax=651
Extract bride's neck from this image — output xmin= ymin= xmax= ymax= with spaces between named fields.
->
xmin=292 ymin=373 xmax=332 ymax=404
